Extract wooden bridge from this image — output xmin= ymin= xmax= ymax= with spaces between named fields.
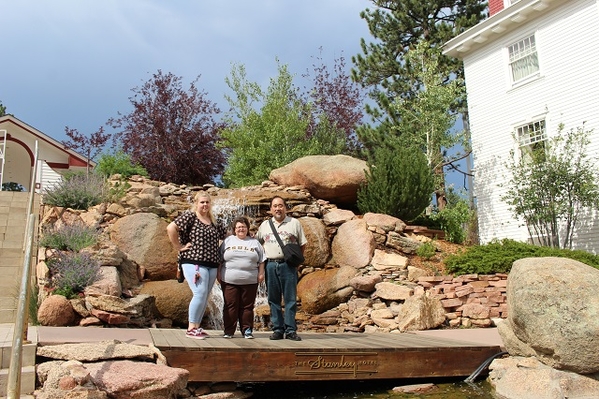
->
xmin=150 ymin=329 xmax=502 ymax=382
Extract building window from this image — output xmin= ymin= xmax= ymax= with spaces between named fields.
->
xmin=517 ymin=119 xmax=547 ymax=160
xmin=508 ymin=35 xmax=539 ymax=83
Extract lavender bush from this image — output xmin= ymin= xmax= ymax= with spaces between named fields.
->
xmin=48 ymin=251 xmax=101 ymax=298
xmin=40 ymin=223 xmax=99 ymax=252
xmin=42 ymin=173 xmax=107 ymax=210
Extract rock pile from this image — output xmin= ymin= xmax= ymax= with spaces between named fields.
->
xmin=35 ymin=173 xmax=507 ymax=332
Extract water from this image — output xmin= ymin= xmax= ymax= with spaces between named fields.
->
xmin=238 ymin=378 xmax=496 ymax=398
xmin=212 ymin=195 xmax=261 ymax=231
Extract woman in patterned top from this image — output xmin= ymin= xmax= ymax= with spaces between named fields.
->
xmin=167 ymin=192 xmax=226 ymax=339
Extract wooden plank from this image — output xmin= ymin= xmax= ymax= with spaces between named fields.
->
xmin=154 ymin=329 xmax=502 ymax=382
xmin=163 ymin=345 xmax=501 ymax=381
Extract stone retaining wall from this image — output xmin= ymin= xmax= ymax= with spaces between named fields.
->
xmin=418 ymin=273 xmax=508 ymax=327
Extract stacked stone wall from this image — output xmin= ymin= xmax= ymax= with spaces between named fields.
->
xmin=418 ymin=273 xmax=508 ymax=327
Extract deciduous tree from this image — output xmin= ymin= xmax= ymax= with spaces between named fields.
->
xmin=62 ymin=126 xmax=110 ymax=176
xmin=220 ymin=61 xmax=352 ymax=187
xmin=109 ymin=70 xmax=225 ymax=185
xmin=502 ymin=124 xmax=599 ymax=249
xmin=302 ymin=51 xmax=365 ymax=155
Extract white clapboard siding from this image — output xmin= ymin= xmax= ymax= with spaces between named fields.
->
xmin=461 ymin=0 xmax=599 ymax=253
xmin=36 ymin=160 xmax=63 ymax=193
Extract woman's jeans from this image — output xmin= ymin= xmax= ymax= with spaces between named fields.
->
xmin=182 ymin=263 xmax=217 ymax=324
xmin=265 ymin=260 xmax=298 ymax=334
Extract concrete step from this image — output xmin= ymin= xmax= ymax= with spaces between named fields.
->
xmin=0 ymin=325 xmax=37 ymax=396
xmin=0 ymin=365 xmax=36 ymax=396
xmin=0 ymin=343 xmax=37 ymax=396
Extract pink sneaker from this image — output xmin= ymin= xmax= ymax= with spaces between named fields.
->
xmin=185 ymin=328 xmax=205 ymax=340
xmin=197 ymin=328 xmax=209 ymax=337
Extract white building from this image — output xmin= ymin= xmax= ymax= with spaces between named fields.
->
xmin=444 ymin=0 xmax=599 ymax=254
xmin=0 ymin=115 xmax=94 ymax=192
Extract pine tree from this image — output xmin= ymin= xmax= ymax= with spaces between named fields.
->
xmin=357 ymin=144 xmax=434 ymax=221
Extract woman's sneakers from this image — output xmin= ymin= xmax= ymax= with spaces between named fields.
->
xmin=244 ymin=329 xmax=254 ymax=339
xmin=185 ymin=328 xmax=206 ymax=340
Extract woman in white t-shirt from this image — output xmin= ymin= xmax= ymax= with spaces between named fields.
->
xmin=218 ymin=216 xmax=265 ymax=339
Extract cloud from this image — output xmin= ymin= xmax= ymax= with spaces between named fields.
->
xmin=2 ymin=0 xmax=371 ymax=140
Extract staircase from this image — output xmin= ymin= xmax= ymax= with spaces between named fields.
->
xmin=0 ymin=191 xmax=38 ymax=396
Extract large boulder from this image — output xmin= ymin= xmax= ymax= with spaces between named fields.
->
xmin=85 ymin=360 xmax=188 ymax=399
xmin=140 ymin=280 xmax=192 ymax=326
xmin=500 ymin=257 xmax=599 ymax=374
xmin=331 ymin=219 xmax=375 ymax=269
xmin=139 ymin=280 xmax=223 ymax=328
xmin=396 ymin=292 xmax=446 ymax=332
xmin=38 ymin=294 xmax=77 ymax=327
xmin=297 ymin=266 xmax=356 ymax=314
xmin=489 ymin=356 xmax=599 ymax=399
xmin=299 ymin=217 xmax=329 ymax=268
xmin=109 ymin=213 xmax=178 ymax=281
xmin=269 ymin=155 xmax=368 ymax=204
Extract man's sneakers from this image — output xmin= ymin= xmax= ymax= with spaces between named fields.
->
xmin=269 ymin=331 xmax=284 ymax=340
xmin=244 ymin=329 xmax=254 ymax=339
xmin=285 ymin=332 xmax=302 ymax=341
xmin=223 ymin=333 xmax=233 ymax=338
xmin=185 ymin=328 xmax=206 ymax=340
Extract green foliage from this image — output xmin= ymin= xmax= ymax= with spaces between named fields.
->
xmin=444 ymin=239 xmax=599 ymax=275
xmin=357 ymin=144 xmax=434 ymax=221
xmin=416 ymin=241 xmax=436 ymax=260
xmin=2 ymin=182 xmax=26 ymax=191
xmin=105 ymin=179 xmax=131 ymax=203
xmin=502 ymin=124 xmax=599 ymax=249
xmin=42 ymin=173 xmax=107 ymax=210
xmin=352 ymin=1 xmax=485 ymax=158
xmin=40 ymin=223 xmax=99 ymax=252
xmin=47 ymin=252 xmax=101 ymax=299
xmin=95 ymin=150 xmax=149 ymax=178
xmin=430 ymin=195 xmax=472 ymax=244
xmin=219 ymin=62 xmax=351 ymax=187
xmin=28 ymin=284 xmax=39 ymax=326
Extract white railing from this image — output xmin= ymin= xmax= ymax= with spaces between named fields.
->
xmin=7 ymin=141 xmax=39 ymax=399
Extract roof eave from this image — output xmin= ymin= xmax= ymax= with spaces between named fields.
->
xmin=444 ymin=0 xmax=566 ymax=59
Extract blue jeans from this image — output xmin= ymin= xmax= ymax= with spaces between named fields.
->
xmin=182 ymin=263 xmax=217 ymax=324
xmin=265 ymin=260 xmax=298 ymax=334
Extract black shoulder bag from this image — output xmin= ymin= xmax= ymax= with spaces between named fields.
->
xmin=269 ymin=219 xmax=305 ymax=268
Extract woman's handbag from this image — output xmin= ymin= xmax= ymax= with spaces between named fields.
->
xmin=269 ymin=220 xmax=305 ymax=268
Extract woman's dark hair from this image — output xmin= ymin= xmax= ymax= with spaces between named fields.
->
xmin=231 ymin=216 xmax=250 ymax=231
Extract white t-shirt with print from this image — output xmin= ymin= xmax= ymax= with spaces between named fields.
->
xmin=220 ymin=235 xmax=266 ymax=285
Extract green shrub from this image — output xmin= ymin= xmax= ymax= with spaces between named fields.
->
xmin=105 ymin=179 xmax=131 ymax=202
xmin=40 ymin=224 xmax=99 ymax=252
xmin=430 ymin=199 xmax=471 ymax=244
xmin=416 ymin=241 xmax=436 ymax=260
xmin=95 ymin=150 xmax=149 ymax=178
xmin=47 ymin=252 xmax=100 ymax=299
xmin=444 ymin=238 xmax=599 ymax=275
xmin=357 ymin=145 xmax=434 ymax=221
xmin=43 ymin=173 xmax=107 ymax=210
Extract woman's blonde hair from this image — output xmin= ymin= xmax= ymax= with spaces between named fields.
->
xmin=193 ymin=191 xmax=216 ymax=225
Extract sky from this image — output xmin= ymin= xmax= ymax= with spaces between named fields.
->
xmin=2 ymin=0 xmax=372 ymax=142
xmin=2 ymin=0 xmax=471 ymax=193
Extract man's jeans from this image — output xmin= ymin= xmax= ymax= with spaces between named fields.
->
xmin=265 ymin=260 xmax=298 ymax=334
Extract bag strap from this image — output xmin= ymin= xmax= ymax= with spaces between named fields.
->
xmin=269 ymin=219 xmax=286 ymax=251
